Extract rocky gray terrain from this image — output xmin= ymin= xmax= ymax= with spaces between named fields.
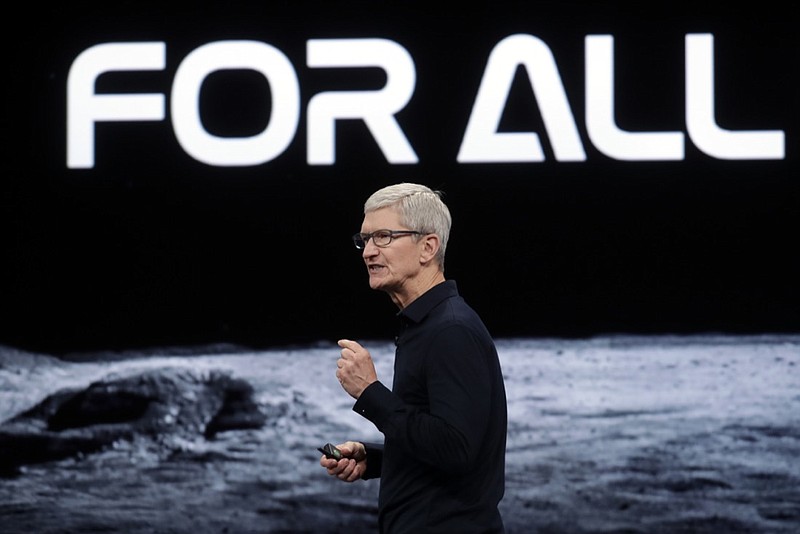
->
xmin=1 ymin=335 xmax=799 ymax=533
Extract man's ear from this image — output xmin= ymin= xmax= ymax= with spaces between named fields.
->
xmin=419 ymin=233 xmax=441 ymax=265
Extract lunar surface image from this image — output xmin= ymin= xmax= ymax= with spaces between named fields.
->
xmin=1 ymin=335 xmax=799 ymax=533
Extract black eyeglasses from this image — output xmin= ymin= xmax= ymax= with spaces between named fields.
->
xmin=352 ymin=229 xmax=424 ymax=250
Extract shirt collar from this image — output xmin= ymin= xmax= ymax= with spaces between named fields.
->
xmin=397 ymin=280 xmax=458 ymax=324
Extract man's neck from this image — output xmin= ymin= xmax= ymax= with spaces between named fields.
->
xmin=390 ymin=270 xmax=446 ymax=309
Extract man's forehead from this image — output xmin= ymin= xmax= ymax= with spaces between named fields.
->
xmin=361 ymin=206 xmax=401 ymax=229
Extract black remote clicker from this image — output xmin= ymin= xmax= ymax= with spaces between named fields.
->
xmin=318 ymin=442 xmax=343 ymax=460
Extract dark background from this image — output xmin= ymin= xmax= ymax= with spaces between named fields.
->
xmin=2 ymin=2 xmax=798 ymax=354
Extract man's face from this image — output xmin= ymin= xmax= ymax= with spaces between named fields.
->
xmin=360 ymin=207 xmax=422 ymax=294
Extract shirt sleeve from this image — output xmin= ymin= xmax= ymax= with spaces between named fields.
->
xmin=361 ymin=441 xmax=384 ymax=480
xmin=352 ymin=325 xmax=493 ymax=475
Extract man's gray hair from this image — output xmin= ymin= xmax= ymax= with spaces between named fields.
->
xmin=364 ymin=183 xmax=452 ymax=270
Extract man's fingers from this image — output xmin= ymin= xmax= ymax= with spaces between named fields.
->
xmin=337 ymin=458 xmax=357 ymax=480
xmin=338 ymin=441 xmax=361 ymax=458
xmin=321 ymin=457 xmax=338 ymax=473
xmin=339 ymin=340 xmax=368 ymax=365
xmin=338 ymin=339 xmax=362 ymax=355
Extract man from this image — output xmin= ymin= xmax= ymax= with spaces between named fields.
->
xmin=320 ymin=183 xmax=507 ymax=533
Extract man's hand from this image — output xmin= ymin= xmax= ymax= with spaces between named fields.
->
xmin=319 ymin=441 xmax=367 ymax=483
xmin=336 ymin=339 xmax=378 ymax=399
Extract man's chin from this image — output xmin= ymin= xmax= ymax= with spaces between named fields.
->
xmin=368 ymin=276 xmax=392 ymax=292
xmin=368 ymin=278 xmax=385 ymax=290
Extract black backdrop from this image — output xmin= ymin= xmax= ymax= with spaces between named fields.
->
xmin=3 ymin=2 xmax=798 ymax=354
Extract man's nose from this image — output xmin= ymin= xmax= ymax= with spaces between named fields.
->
xmin=362 ymin=238 xmax=379 ymax=258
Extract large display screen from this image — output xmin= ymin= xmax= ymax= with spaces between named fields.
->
xmin=4 ymin=2 xmax=797 ymax=352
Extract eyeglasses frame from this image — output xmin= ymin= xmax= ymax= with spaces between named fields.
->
xmin=352 ymin=229 xmax=425 ymax=250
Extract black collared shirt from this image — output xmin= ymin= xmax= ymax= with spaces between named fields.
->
xmin=354 ymin=280 xmax=507 ymax=533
